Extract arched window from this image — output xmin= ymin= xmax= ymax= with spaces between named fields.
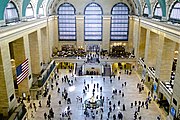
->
xmin=169 ymin=2 xmax=180 ymax=23
xmin=26 ymin=3 xmax=34 ymax=19
xmin=58 ymin=3 xmax=76 ymax=41
xmin=4 ymin=1 xmax=19 ymax=24
xmin=110 ymin=3 xmax=129 ymax=41
xmin=143 ymin=4 xmax=149 ymax=17
xmin=39 ymin=5 xmax=44 ymax=16
xmin=84 ymin=3 xmax=103 ymax=41
xmin=153 ymin=3 xmax=162 ymax=19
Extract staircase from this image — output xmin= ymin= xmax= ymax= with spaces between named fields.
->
xmin=75 ymin=63 xmax=83 ymax=76
xmin=104 ymin=64 xmax=111 ymax=76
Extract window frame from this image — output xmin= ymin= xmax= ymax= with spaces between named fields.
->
xmin=110 ymin=3 xmax=129 ymax=41
xmin=26 ymin=3 xmax=34 ymax=19
xmin=84 ymin=2 xmax=103 ymax=41
xmin=39 ymin=5 xmax=44 ymax=16
xmin=153 ymin=3 xmax=162 ymax=19
xmin=169 ymin=1 xmax=180 ymax=24
xmin=143 ymin=4 xmax=149 ymax=17
xmin=57 ymin=3 xmax=76 ymax=41
xmin=4 ymin=1 xmax=19 ymax=24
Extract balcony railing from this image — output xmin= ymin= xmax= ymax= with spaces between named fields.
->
xmin=159 ymin=81 xmax=172 ymax=104
xmin=37 ymin=60 xmax=56 ymax=87
xmin=138 ymin=58 xmax=156 ymax=80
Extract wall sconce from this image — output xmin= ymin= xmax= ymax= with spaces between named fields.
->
xmin=174 ymin=51 xmax=178 ymax=54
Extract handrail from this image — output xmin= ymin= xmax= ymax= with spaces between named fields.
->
xmin=37 ymin=60 xmax=56 ymax=87
xmin=0 ymin=18 xmax=48 ymax=40
xmin=138 ymin=58 xmax=156 ymax=80
xmin=74 ymin=63 xmax=77 ymax=75
xmin=8 ymin=103 xmax=27 ymax=120
xmin=138 ymin=58 xmax=145 ymax=66
xmin=147 ymin=67 xmax=156 ymax=80
xmin=159 ymin=81 xmax=172 ymax=103
xmin=140 ymin=17 xmax=180 ymax=33
xmin=102 ymin=65 xmax=104 ymax=75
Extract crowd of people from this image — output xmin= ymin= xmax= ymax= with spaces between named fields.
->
xmin=52 ymin=47 xmax=86 ymax=58
xmin=86 ymin=53 xmax=100 ymax=63
xmin=86 ymin=70 xmax=99 ymax=75
xmin=26 ymin=67 xmax=162 ymax=120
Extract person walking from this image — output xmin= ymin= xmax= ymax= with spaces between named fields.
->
xmin=113 ymin=104 xmax=116 ymax=111
xmin=44 ymin=112 xmax=47 ymax=119
xmin=118 ymin=100 xmax=120 ymax=106
xmin=113 ymin=114 xmax=116 ymax=120
xmin=123 ymin=104 xmax=126 ymax=111
xmin=39 ymin=101 xmax=42 ymax=107
xmin=107 ymin=112 xmax=110 ymax=118
xmin=31 ymin=111 xmax=34 ymax=118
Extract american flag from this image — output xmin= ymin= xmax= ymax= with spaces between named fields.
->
xmin=16 ymin=59 xmax=29 ymax=85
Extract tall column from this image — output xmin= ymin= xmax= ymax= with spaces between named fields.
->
xmin=47 ymin=16 xmax=55 ymax=56
xmin=155 ymin=34 xmax=176 ymax=81
xmin=11 ymin=38 xmax=30 ymax=95
xmin=41 ymin=27 xmax=50 ymax=64
xmin=23 ymin=35 xmax=33 ymax=89
xmin=128 ymin=16 xmax=134 ymax=52
xmin=0 ymin=43 xmax=16 ymax=118
xmin=37 ymin=29 xmax=43 ymax=65
xmin=144 ymin=29 xmax=150 ymax=64
xmin=170 ymin=44 xmax=180 ymax=120
xmin=53 ymin=15 xmax=59 ymax=48
xmin=133 ymin=17 xmax=140 ymax=58
xmin=145 ymin=32 xmax=159 ymax=67
xmin=29 ymin=31 xmax=42 ymax=74
xmin=76 ymin=15 xmax=84 ymax=48
xmin=102 ymin=15 xmax=111 ymax=51
xmin=138 ymin=27 xmax=147 ymax=58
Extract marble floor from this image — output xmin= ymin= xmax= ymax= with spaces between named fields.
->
xmin=27 ymin=69 xmax=166 ymax=120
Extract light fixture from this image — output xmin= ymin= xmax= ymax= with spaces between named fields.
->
xmin=174 ymin=51 xmax=178 ymax=54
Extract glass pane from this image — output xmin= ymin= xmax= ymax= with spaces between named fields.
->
xmin=111 ymin=3 xmax=129 ymax=41
xmin=58 ymin=3 xmax=76 ymax=41
xmin=143 ymin=4 xmax=149 ymax=15
xmin=26 ymin=3 xmax=34 ymax=18
xmin=84 ymin=3 xmax=102 ymax=40
xmin=39 ymin=5 xmax=44 ymax=16
xmin=154 ymin=3 xmax=162 ymax=18
xmin=4 ymin=2 xmax=19 ymax=23
xmin=170 ymin=2 xmax=180 ymax=21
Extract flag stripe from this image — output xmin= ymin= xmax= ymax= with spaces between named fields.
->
xmin=16 ymin=59 xmax=29 ymax=85
xmin=17 ymin=71 xmax=29 ymax=84
xmin=17 ymin=69 xmax=29 ymax=82
xmin=17 ymin=66 xmax=29 ymax=79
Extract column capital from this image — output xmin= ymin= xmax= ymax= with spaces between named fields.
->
xmin=161 ymin=16 xmax=167 ymax=22
xmin=148 ymin=14 xmax=152 ymax=18
xmin=103 ymin=15 xmax=111 ymax=19
xmin=76 ymin=15 xmax=84 ymax=19
xmin=0 ymin=20 xmax=5 ymax=26
xmin=21 ymin=16 xmax=27 ymax=22
xmin=36 ymin=14 xmax=40 ymax=19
